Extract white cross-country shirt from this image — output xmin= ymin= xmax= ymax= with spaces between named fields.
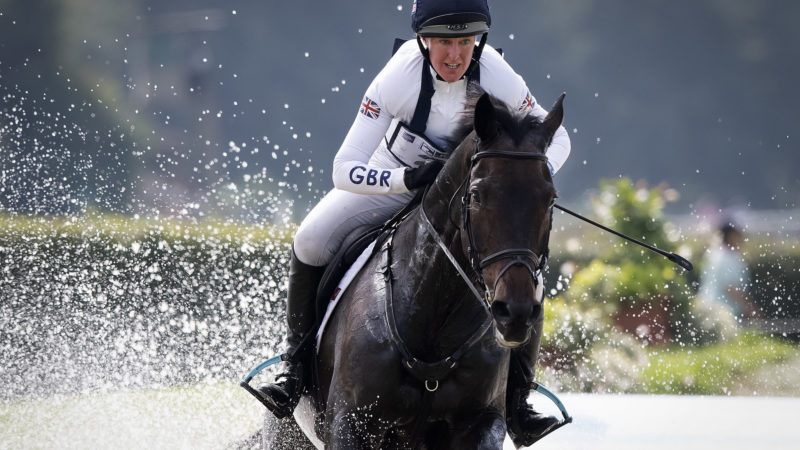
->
xmin=332 ymin=39 xmax=571 ymax=195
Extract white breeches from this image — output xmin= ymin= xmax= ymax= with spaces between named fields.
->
xmin=293 ymin=188 xmax=415 ymax=267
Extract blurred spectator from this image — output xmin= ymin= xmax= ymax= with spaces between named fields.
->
xmin=694 ymin=221 xmax=760 ymax=340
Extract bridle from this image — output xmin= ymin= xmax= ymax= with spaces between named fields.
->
xmin=462 ymin=148 xmax=552 ymax=304
xmin=420 ymin=138 xmax=553 ymax=308
xmin=377 ymin=137 xmax=554 ymax=402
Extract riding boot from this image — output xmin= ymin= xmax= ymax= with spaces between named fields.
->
xmin=506 ymin=313 xmax=560 ymax=447
xmin=257 ymin=248 xmax=325 ymax=418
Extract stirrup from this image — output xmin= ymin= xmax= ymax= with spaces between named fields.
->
xmin=262 ymin=373 xmax=303 ymax=419
xmin=240 ymin=354 xmax=300 ymax=419
xmin=518 ymin=383 xmax=573 ymax=446
xmin=509 ymin=412 xmax=560 ymax=447
xmin=508 ymin=382 xmax=572 ymax=447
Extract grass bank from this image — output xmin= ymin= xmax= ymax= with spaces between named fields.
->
xmin=643 ymin=332 xmax=800 ymax=396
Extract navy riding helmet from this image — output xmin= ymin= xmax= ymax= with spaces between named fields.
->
xmin=411 ymin=0 xmax=491 ymax=37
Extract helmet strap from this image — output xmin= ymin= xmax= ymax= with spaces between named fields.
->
xmin=466 ymin=32 xmax=488 ymax=78
xmin=416 ymin=35 xmax=430 ymax=61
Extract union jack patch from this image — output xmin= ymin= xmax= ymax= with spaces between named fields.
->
xmin=520 ymin=92 xmax=535 ymax=112
xmin=360 ymin=96 xmax=381 ymax=119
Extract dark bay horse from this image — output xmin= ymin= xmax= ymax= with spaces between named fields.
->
xmin=265 ymin=91 xmax=564 ymax=449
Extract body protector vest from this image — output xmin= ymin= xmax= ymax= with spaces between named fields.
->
xmin=369 ymin=39 xmax=484 ymax=170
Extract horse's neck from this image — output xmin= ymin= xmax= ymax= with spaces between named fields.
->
xmin=413 ymin=131 xmax=476 ymax=285
xmin=388 ymin=140 xmax=484 ymax=359
xmin=390 ymin=220 xmax=481 ymax=359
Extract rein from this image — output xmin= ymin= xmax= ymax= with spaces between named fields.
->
xmin=380 ymin=212 xmax=492 ymax=448
xmin=384 ymin=139 xmax=554 ymax=378
xmin=419 ymin=204 xmax=487 ymax=308
xmin=379 ymin=229 xmax=492 ymax=391
xmin=381 ymin=139 xmax=554 ymax=446
xmin=384 ymin=142 xmax=554 ymax=373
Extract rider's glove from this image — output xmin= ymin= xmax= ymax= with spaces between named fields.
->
xmin=403 ymin=160 xmax=444 ymax=191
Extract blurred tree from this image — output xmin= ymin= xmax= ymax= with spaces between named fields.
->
xmin=562 ymin=178 xmax=693 ymax=344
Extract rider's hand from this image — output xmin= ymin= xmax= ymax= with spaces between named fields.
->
xmin=403 ymin=160 xmax=444 ymax=191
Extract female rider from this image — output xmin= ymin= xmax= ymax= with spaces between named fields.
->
xmin=259 ymin=1 xmax=570 ymax=445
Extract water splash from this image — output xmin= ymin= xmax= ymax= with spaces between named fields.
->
xmin=0 ymin=214 xmax=292 ymax=399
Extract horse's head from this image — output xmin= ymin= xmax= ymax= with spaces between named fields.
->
xmin=461 ymin=92 xmax=564 ymax=347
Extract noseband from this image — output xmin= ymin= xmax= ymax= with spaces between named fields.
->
xmin=420 ymin=140 xmax=552 ymax=307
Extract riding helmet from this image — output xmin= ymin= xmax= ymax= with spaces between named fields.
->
xmin=411 ymin=0 xmax=491 ymax=37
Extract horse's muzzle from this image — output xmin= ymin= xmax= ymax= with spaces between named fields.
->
xmin=490 ymin=299 xmax=542 ymax=347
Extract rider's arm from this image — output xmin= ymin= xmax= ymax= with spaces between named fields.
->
xmin=331 ymin=47 xmax=420 ymax=195
xmin=331 ymin=104 xmax=409 ymax=195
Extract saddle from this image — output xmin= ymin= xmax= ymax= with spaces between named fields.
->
xmin=314 ymin=223 xmax=382 ymax=320
xmin=300 ymin=190 xmax=425 ymax=407
xmin=313 ymin=188 xmax=425 ymax=319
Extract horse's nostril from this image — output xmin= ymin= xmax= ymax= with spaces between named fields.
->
xmin=491 ymin=301 xmax=511 ymax=321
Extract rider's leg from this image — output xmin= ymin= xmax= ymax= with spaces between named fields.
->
xmin=258 ymin=188 xmax=413 ymax=417
xmin=257 ymin=248 xmax=325 ymax=416
xmin=506 ymin=309 xmax=560 ymax=447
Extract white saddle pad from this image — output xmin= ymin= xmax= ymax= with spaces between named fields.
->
xmin=315 ymin=241 xmax=377 ymax=351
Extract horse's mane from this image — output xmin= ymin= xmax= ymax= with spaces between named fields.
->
xmin=447 ymin=83 xmax=546 ymax=149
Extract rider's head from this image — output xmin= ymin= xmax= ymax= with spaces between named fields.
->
xmin=411 ymin=0 xmax=491 ymax=82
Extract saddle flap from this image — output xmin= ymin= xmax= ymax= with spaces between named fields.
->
xmin=315 ymin=224 xmax=383 ymax=315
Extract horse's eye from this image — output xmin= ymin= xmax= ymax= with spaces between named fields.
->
xmin=470 ymin=189 xmax=481 ymax=205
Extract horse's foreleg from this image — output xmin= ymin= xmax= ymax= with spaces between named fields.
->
xmin=263 ymin=412 xmax=317 ymax=450
xmin=326 ymin=406 xmax=389 ymax=449
xmin=443 ymin=410 xmax=507 ymax=450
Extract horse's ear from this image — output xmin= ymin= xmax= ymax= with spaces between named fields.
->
xmin=474 ymin=93 xmax=498 ymax=142
xmin=542 ymin=92 xmax=565 ymax=141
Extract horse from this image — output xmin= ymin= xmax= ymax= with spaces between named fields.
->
xmin=264 ymin=91 xmax=564 ymax=449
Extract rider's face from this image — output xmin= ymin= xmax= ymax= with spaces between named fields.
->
xmin=424 ymin=36 xmax=477 ymax=83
